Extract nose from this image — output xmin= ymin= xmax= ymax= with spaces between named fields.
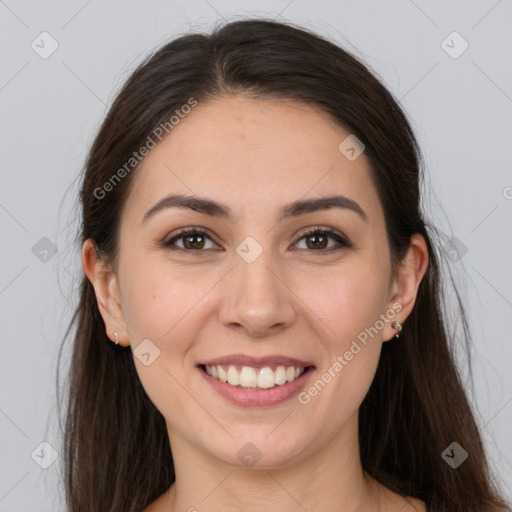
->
xmin=218 ymin=250 xmax=297 ymax=338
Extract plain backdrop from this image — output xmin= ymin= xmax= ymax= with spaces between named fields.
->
xmin=0 ymin=1 xmax=511 ymax=510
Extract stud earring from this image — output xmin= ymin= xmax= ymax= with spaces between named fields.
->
xmin=391 ymin=321 xmax=402 ymax=338
xmin=112 ymin=331 xmax=119 ymax=345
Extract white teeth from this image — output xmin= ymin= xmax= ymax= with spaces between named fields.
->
xmin=204 ymin=364 xmax=307 ymax=388
xmin=227 ymin=365 xmax=239 ymax=386
xmin=257 ymin=367 xmax=275 ymax=389
xmin=239 ymin=366 xmax=257 ymax=388
xmin=274 ymin=366 xmax=287 ymax=385
xmin=217 ymin=365 xmax=228 ymax=383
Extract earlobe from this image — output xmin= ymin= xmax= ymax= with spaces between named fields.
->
xmin=81 ymin=239 xmax=129 ymax=345
xmin=383 ymin=234 xmax=429 ymax=342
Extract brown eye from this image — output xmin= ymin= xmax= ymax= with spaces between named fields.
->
xmin=162 ymin=226 xmax=351 ymax=254
xmin=294 ymin=227 xmax=351 ymax=252
xmin=180 ymin=232 xmax=206 ymax=250
xmin=163 ymin=228 xmax=217 ymax=251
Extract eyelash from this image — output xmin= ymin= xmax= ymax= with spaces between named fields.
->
xmin=162 ymin=225 xmax=351 ymax=254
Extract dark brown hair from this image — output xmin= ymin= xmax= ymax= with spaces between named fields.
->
xmin=56 ymin=17 xmax=511 ymax=512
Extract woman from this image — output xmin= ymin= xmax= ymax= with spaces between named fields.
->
xmin=57 ymin=18 xmax=511 ymax=512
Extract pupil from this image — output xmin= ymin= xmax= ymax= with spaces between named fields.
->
xmin=308 ymin=234 xmax=326 ymax=249
xmin=186 ymin=234 xmax=203 ymax=249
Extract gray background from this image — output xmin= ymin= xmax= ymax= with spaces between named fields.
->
xmin=1 ymin=0 xmax=511 ymax=510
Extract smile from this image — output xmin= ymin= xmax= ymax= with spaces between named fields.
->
xmin=198 ymin=363 xmax=315 ymax=407
xmin=203 ymin=364 xmax=307 ymax=389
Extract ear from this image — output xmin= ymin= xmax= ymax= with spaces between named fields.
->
xmin=383 ymin=233 xmax=429 ymax=342
xmin=81 ymin=238 xmax=129 ymax=346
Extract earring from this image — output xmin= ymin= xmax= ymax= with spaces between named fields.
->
xmin=112 ymin=331 xmax=119 ymax=345
xmin=391 ymin=321 xmax=402 ymax=338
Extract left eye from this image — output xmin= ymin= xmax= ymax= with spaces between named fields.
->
xmin=294 ymin=227 xmax=350 ymax=251
xmin=162 ymin=227 xmax=350 ymax=253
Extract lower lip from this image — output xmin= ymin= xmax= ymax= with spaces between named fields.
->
xmin=198 ymin=366 xmax=314 ymax=407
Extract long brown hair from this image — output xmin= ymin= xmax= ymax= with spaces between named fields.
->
xmin=56 ymin=17 xmax=511 ymax=511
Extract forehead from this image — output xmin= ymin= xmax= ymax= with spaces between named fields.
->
xmin=123 ymin=95 xmax=381 ymax=224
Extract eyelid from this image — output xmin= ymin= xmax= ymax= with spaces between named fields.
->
xmin=298 ymin=225 xmax=348 ymax=242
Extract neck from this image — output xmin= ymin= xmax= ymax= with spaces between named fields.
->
xmin=165 ymin=414 xmax=382 ymax=512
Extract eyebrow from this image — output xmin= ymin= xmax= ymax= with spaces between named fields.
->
xmin=141 ymin=193 xmax=368 ymax=225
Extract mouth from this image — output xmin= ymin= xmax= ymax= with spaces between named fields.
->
xmin=196 ymin=361 xmax=316 ymax=407
xmin=198 ymin=363 xmax=314 ymax=389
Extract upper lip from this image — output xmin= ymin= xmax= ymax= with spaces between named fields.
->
xmin=197 ymin=353 xmax=315 ymax=368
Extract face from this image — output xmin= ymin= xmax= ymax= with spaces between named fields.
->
xmin=92 ymin=95 xmax=407 ymax=469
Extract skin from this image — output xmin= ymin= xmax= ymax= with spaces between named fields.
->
xmin=82 ymin=95 xmax=429 ymax=512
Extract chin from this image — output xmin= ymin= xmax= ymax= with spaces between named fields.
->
xmin=205 ymin=432 xmax=307 ymax=470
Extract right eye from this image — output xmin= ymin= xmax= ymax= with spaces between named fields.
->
xmin=162 ymin=227 xmax=219 ymax=252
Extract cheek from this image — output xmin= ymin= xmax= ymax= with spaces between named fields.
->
xmin=304 ymin=261 xmax=388 ymax=347
xmin=296 ymin=263 xmax=386 ymax=409
xmin=121 ymin=267 xmax=210 ymax=423
xmin=121 ymin=258 xmax=207 ymax=344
